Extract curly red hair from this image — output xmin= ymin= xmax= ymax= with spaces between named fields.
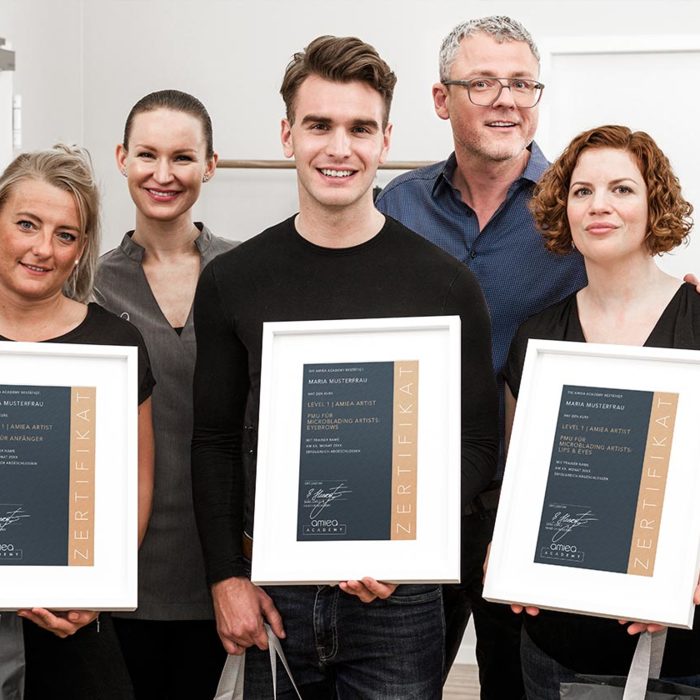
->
xmin=530 ymin=125 xmax=693 ymax=256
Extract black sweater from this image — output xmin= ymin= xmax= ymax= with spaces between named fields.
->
xmin=192 ymin=215 xmax=498 ymax=583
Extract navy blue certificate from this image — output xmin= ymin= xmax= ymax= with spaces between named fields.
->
xmin=297 ymin=361 xmax=418 ymax=541
xmin=0 ymin=384 xmax=96 ymax=566
xmin=535 ymin=385 xmax=677 ymax=576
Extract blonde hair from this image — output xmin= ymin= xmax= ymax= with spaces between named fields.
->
xmin=0 ymin=144 xmax=100 ymax=302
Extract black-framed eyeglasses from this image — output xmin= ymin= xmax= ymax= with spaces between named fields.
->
xmin=442 ymin=77 xmax=544 ymax=108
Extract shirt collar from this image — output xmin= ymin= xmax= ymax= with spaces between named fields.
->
xmin=521 ymin=141 xmax=549 ymax=184
xmin=433 ymin=141 xmax=548 ymax=198
xmin=432 ymin=153 xmax=459 ymax=198
xmin=119 ymin=222 xmax=211 ymax=262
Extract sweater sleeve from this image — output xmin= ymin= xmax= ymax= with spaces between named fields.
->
xmin=445 ymin=268 xmax=499 ymax=507
xmin=502 ymin=323 xmax=530 ymax=400
xmin=191 ymin=259 xmax=250 ymax=583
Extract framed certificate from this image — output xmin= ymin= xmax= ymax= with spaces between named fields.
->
xmin=484 ymin=339 xmax=700 ymax=628
xmin=251 ymin=316 xmax=461 ymax=585
xmin=0 ymin=342 xmax=138 ymax=610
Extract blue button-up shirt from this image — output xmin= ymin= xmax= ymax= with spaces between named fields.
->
xmin=376 ymin=143 xmax=587 ymax=472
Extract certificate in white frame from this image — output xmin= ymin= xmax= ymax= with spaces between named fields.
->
xmin=251 ymin=316 xmax=461 ymax=585
xmin=0 ymin=342 xmax=138 ymax=610
xmin=484 ymin=339 xmax=700 ymax=628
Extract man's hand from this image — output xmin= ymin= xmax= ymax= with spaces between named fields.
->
xmin=211 ymin=576 xmax=285 ymax=655
xmin=17 ymin=609 xmax=98 ymax=638
xmin=339 ymin=577 xmax=397 ymax=603
xmin=684 ymin=273 xmax=700 ymax=292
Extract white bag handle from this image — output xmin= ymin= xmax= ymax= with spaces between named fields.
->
xmin=622 ymin=629 xmax=668 ymax=700
xmin=213 ymin=623 xmax=302 ymax=700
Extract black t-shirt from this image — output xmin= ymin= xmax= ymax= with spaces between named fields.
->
xmin=503 ymin=282 xmax=700 ymax=675
xmin=192 ymin=215 xmax=499 ymax=583
xmin=0 ymin=302 xmax=155 ymax=404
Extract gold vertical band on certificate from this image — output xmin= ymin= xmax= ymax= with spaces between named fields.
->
xmin=68 ymin=387 xmax=96 ymax=567
xmin=627 ymin=391 xmax=678 ymax=577
xmin=391 ymin=361 xmax=418 ymax=540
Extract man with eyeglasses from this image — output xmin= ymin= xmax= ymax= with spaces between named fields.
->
xmin=376 ymin=15 xmax=586 ymax=699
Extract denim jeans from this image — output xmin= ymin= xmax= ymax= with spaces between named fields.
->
xmin=521 ymin=627 xmax=700 ymax=699
xmin=520 ymin=628 xmax=578 ymax=700
xmin=243 ymin=584 xmax=444 ymax=699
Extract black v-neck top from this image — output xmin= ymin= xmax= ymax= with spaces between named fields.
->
xmin=503 ymin=282 xmax=700 ymax=675
xmin=0 ymin=302 xmax=154 ymax=404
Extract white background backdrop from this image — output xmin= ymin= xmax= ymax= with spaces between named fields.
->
xmin=1 ymin=0 xmax=699 ymax=256
xmin=2 ymin=0 xmax=700 ymax=662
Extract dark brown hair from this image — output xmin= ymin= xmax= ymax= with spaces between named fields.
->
xmin=122 ymin=89 xmax=214 ymax=158
xmin=531 ymin=125 xmax=692 ymax=256
xmin=280 ymin=35 xmax=397 ymax=127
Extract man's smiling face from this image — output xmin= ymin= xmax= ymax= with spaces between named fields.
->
xmin=434 ymin=32 xmax=540 ymax=165
xmin=281 ymin=75 xmax=391 ymax=214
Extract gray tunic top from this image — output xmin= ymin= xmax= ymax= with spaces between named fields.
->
xmin=95 ymin=224 xmax=237 ymax=620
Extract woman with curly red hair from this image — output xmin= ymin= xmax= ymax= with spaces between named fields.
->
xmin=502 ymin=125 xmax=699 ymax=698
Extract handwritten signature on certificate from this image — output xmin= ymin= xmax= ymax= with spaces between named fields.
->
xmin=549 ymin=509 xmax=597 ymax=543
xmin=0 ymin=505 xmax=30 ymax=532
xmin=306 ymin=483 xmax=352 ymax=519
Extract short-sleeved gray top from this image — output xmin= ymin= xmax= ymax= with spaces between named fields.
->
xmin=95 ymin=224 xmax=237 ymax=620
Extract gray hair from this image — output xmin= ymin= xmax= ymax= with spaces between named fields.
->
xmin=439 ymin=16 xmax=540 ymax=82
xmin=0 ymin=144 xmax=100 ymax=303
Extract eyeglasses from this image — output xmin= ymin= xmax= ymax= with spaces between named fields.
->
xmin=442 ymin=77 xmax=545 ymax=108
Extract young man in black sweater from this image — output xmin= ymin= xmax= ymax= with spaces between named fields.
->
xmin=192 ymin=35 xmax=498 ymax=698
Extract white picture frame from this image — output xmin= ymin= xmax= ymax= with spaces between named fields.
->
xmin=484 ymin=339 xmax=700 ymax=629
xmin=251 ymin=316 xmax=461 ymax=585
xmin=0 ymin=342 xmax=138 ymax=610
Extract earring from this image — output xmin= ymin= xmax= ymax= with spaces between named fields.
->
xmin=121 ymin=169 xmax=127 ymax=177
xmin=74 ymin=259 xmax=80 ymax=266
xmin=203 ymin=174 xmax=210 ymax=182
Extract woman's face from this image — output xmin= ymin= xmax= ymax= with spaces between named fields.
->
xmin=116 ymin=108 xmax=216 ymax=224
xmin=567 ymin=147 xmax=649 ymax=264
xmin=0 ymin=178 xmax=84 ymax=303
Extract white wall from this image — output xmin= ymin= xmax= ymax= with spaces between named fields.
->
xmin=537 ymin=38 xmax=700 ymax=279
xmin=3 ymin=0 xmax=698 ymax=667
xmin=0 ymin=0 xmax=83 ymax=153
xmin=2 ymin=0 xmax=699 ymax=254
